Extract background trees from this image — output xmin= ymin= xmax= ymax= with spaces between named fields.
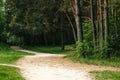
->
xmin=5 ymin=0 xmax=75 ymax=46
xmin=0 ymin=0 xmax=6 ymax=42
xmin=1 ymin=0 xmax=120 ymax=58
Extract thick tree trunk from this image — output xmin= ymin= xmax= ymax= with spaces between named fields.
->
xmin=98 ymin=0 xmax=103 ymax=53
xmin=75 ymin=0 xmax=83 ymax=42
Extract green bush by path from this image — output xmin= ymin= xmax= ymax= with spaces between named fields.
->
xmin=0 ymin=66 xmax=24 ymax=80
xmin=90 ymin=71 xmax=120 ymax=80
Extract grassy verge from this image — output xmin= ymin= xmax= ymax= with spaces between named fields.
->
xmin=0 ymin=48 xmax=33 ymax=64
xmin=0 ymin=66 xmax=24 ymax=80
xmin=22 ymin=46 xmax=74 ymax=54
xmin=0 ymin=43 xmax=33 ymax=80
xmin=67 ymin=53 xmax=120 ymax=67
xmin=90 ymin=70 xmax=120 ymax=80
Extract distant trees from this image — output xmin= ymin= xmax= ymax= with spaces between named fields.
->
xmin=5 ymin=0 xmax=75 ymax=46
xmin=3 ymin=0 xmax=120 ymax=58
xmin=0 ymin=0 xmax=6 ymax=42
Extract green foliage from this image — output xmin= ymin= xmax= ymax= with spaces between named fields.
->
xmin=0 ymin=66 xmax=24 ymax=80
xmin=75 ymin=41 xmax=93 ymax=58
xmin=0 ymin=0 xmax=6 ymax=42
xmin=0 ymin=43 xmax=33 ymax=64
xmin=5 ymin=0 xmax=74 ymax=46
xmin=91 ymin=71 xmax=120 ymax=80
xmin=75 ymin=21 xmax=93 ymax=58
xmin=67 ymin=53 xmax=120 ymax=67
xmin=7 ymin=34 xmax=24 ymax=45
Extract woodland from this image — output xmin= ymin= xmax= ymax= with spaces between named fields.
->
xmin=0 ymin=0 xmax=120 ymax=80
xmin=0 ymin=0 xmax=120 ymax=59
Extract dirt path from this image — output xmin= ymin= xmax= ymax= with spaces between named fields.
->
xmin=11 ymin=47 xmax=120 ymax=80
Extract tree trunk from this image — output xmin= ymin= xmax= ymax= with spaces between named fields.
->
xmin=61 ymin=29 xmax=64 ymax=50
xmin=65 ymin=12 xmax=77 ymax=42
xmin=43 ymin=32 xmax=48 ymax=46
xmin=60 ymin=14 xmax=65 ymax=50
xmin=98 ymin=0 xmax=103 ymax=53
xmin=75 ymin=0 xmax=83 ymax=42
xmin=90 ymin=0 xmax=97 ymax=50
xmin=114 ymin=7 xmax=118 ymax=37
xmin=104 ymin=0 xmax=110 ymax=58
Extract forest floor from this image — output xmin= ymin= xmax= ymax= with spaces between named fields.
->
xmin=11 ymin=46 xmax=120 ymax=80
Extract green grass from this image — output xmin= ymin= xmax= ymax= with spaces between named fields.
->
xmin=67 ymin=54 xmax=120 ymax=67
xmin=0 ymin=66 xmax=24 ymax=80
xmin=22 ymin=46 xmax=74 ymax=54
xmin=90 ymin=71 xmax=120 ymax=80
xmin=0 ymin=49 xmax=33 ymax=64
xmin=0 ymin=43 xmax=33 ymax=80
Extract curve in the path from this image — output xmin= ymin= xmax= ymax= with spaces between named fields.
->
xmin=11 ymin=46 xmax=120 ymax=80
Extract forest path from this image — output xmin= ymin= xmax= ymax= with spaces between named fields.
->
xmin=11 ymin=46 xmax=120 ymax=80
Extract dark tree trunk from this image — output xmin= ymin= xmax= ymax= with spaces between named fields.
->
xmin=65 ymin=12 xmax=77 ymax=42
xmin=60 ymin=14 xmax=65 ymax=50
xmin=104 ymin=0 xmax=110 ymax=58
xmin=90 ymin=0 xmax=97 ymax=50
xmin=98 ymin=0 xmax=104 ymax=53
xmin=61 ymin=29 xmax=64 ymax=50
xmin=43 ymin=32 xmax=48 ymax=46
xmin=114 ymin=7 xmax=118 ymax=37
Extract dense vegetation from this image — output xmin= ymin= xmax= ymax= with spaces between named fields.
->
xmin=0 ymin=1 xmax=120 ymax=79
xmin=0 ymin=0 xmax=120 ymax=63
xmin=1 ymin=0 xmax=119 ymax=59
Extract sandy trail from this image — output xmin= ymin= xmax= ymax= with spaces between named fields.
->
xmin=12 ymin=47 xmax=120 ymax=80
xmin=16 ymin=55 xmax=92 ymax=80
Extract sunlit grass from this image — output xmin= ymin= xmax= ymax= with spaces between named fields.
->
xmin=90 ymin=70 xmax=120 ymax=80
xmin=0 ymin=66 xmax=24 ymax=80
xmin=0 ymin=50 xmax=33 ymax=64
xmin=0 ymin=43 xmax=33 ymax=64
xmin=67 ymin=53 xmax=120 ymax=67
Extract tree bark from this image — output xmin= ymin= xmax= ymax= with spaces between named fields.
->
xmin=90 ymin=0 xmax=97 ymax=50
xmin=114 ymin=7 xmax=118 ymax=37
xmin=43 ymin=32 xmax=48 ymax=46
xmin=104 ymin=0 xmax=110 ymax=58
xmin=98 ymin=0 xmax=103 ymax=53
xmin=75 ymin=0 xmax=83 ymax=42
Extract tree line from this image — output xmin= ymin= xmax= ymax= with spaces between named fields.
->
xmin=0 ymin=0 xmax=120 ymax=58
